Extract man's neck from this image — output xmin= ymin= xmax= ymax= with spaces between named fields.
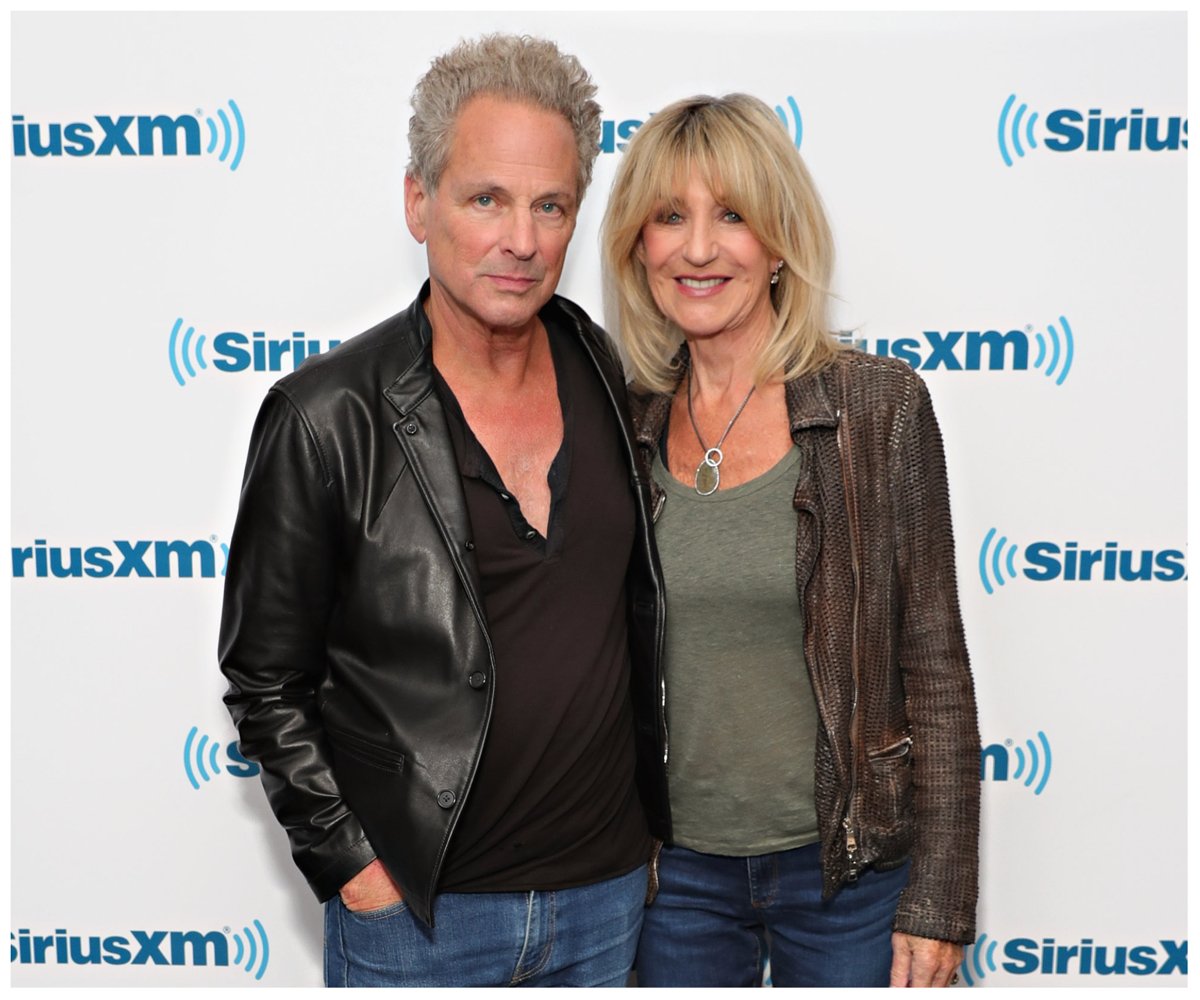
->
xmin=425 ymin=291 xmax=549 ymax=393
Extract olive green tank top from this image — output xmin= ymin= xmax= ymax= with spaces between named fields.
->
xmin=652 ymin=445 xmax=820 ymax=855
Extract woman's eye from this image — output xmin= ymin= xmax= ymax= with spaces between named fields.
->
xmin=724 ymin=210 xmax=744 ymax=223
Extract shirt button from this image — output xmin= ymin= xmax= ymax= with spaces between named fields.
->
xmin=524 ymin=529 xmax=537 ymax=540
xmin=498 ymin=491 xmax=511 ymax=501
xmin=468 ymin=671 xmax=488 ymax=689
xmin=436 ymin=790 xmax=456 ymax=809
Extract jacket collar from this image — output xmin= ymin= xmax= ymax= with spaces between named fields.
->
xmin=382 ymin=283 xmax=437 ymax=418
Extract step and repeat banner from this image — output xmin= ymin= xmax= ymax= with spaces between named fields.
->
xmin=9 ymin=11 xmax=1186 ymax=987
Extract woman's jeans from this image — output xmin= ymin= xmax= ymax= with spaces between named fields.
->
xmin=325 ymin=864 xmax=646 ymax=987
xmin=636 ymin=843 xmax=908 ymax=987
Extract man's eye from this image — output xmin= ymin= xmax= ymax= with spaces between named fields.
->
xmin=474 ymin=195 xmax=494 ymax=207
xmin=538 ymin=202 xmax=561 ymax=215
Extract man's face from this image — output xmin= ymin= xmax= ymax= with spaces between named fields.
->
xmin=405 ymin=95 xmax=581 ymax=338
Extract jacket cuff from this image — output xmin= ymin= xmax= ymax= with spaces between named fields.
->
xmin=893 ymin=906 xmax=976 ymax=946
xmin=301 ymin=833 xmax=379 ymax=902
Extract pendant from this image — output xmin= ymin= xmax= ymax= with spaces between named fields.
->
xmin=694 ymin=447 xmax=723 ymax=496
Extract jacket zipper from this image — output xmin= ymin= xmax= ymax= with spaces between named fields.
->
xmin=836 ymin=402 xmax=864 ymax=881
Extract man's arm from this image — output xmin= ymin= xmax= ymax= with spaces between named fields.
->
xmin=219 ymin=388 xmax=378 ymax=901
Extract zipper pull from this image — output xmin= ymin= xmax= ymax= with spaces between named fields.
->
xmin=843 ymin=817 xmax=860 ymax=881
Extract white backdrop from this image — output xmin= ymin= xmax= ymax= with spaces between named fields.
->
xmin=9 ymin=11 xmax=1187 ymax=987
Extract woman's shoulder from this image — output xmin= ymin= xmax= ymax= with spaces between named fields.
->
xmin=628 ymin=383 xmax=673 ymax=446
xmin=827 ymin=347 xmax=932 ymax=412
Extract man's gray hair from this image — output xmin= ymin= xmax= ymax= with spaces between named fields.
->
xmin=407 ymin=34 xmax=601 ymax=199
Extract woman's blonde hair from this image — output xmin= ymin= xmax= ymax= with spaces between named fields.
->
xmin=602 ymin=93 xmax=841 ymax=392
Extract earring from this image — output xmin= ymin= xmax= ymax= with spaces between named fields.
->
xmin=770 ymin=262 xmax=783 ymax=286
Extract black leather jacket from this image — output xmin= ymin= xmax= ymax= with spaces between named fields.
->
xmin=632 ymin=348 xmax=979 ymax=945
xmin=219 ymin=290 xmax=669 ymax=926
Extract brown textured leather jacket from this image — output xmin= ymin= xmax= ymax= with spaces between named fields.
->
xmin=632 ymin=347 xmax=980 ymax=945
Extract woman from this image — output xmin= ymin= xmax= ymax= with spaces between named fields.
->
xmin=601 ymin=94 xmax=979 ymax=988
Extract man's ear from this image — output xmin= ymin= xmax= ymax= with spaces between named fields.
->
xmin=404 ymin=173 xmax=428 ymax=244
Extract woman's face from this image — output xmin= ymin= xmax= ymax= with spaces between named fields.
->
xmin=637 ymin=168 xmax=777 ymax=345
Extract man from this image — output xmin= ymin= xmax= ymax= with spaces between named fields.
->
xmin=219 ymin=35 xmax=668 ymax=988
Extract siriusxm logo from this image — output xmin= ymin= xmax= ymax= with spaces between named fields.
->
xmin=600 ymin=96 xmax=802 ymax=153
xmin=11 ymin=537 xmax=228 ymax=579
xmin=978 ymin=530 xmax=1186 ymax=594
xmin=998 ymin=94 xmax=1187 ymax=166
xmin=184 ymin=726 xmax=260 ymax=788
xmin=12 ymin=922 xmax=269 ymax=979
xmin=962 ymin=933 xmax=1186 ymax=983
xmin=980 ymin=731 xmax=1052 ymax=795
xmin=169 ymin=318 xmax=341 ymax=386
xmin=11 ymin=100 xmax=245 ymax=171
xmin=838 ymin=316 xmax=1074 ymax=383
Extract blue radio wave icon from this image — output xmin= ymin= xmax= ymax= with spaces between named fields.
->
xmin=1031 ymin=315 xmax=1074 ymax=386
xmin=998 ymin=93 xmax=1039 ymax=167
xmin=978 ymin=528 xmax=1019 ymax=596
xmin=230 ymin=919 xmax=270 ymax=980
xmin=961 ymin=933 xmax=999 ymax=986
xmin=1012 ymin=730 xmax=1053 ymax=795
xmin=774 ymin=96 xmax=803 ymax=150
xmin=169 ymin=318 xmax=208 ymax=387
xmin=203 ymin=99 xmax=245 ymax=172
xmin=184 ymin=726 xmax=224 ymax=789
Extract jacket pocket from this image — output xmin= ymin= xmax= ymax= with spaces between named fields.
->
xmin=327 ymin=726 xmax=406 ymax=773
xmin=865 ymin=735 xmax=915 ymax=838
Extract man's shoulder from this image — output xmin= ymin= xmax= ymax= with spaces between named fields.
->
xmin=544 ymin=293 xmax=622 ymax=372
xmin=272 ymin=297 xmax=428 ymax=409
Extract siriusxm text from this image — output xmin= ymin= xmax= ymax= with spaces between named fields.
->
xmin=12 ymin=539 xmax=225 ymax=579
xmin=211 ymin=331 xmax=341 ymax=373
xmin=12 ymin=928 xmax=230 ymax=967
xmin=1001 ymin=938 xmax=1185 ymax=976
xmin=12 ymin=114 xmax=202 ymax=158
xmin=839 ymin=329 xmax=1033 ymax=371
xmin=1044 ymin=108 xmax=1187 ymax=153
xmin=1024 ymin=543 xmax=1184 ymax=582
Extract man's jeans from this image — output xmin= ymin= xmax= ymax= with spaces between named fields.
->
xmin=636 ymin=843 xmax=908 ymax=987
xmin=324 ymin=864 xmax=646 ymax=987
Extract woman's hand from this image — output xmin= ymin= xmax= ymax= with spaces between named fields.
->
xmin=890 ymin=932 xmax=962 ymax=987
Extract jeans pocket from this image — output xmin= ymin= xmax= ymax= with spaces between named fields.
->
xmin=340 ymin=896 xmax=409 ymax=922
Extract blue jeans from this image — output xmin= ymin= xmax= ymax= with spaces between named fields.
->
xmin=636 ymin=843 xmax=908 ymax=987
xmin=324 ymin=864 xmax=646 ymax=987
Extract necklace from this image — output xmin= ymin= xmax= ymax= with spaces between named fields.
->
xmin=686 ymin=368 xmax=756 ymax=496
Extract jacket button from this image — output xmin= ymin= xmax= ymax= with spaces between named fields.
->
xmin=404 ymin=422 xmax=418 ymax=435
xmin=468 ymin=671 xmax=487 ymax=689
xmin=437 ymin=790 xmax=456 ymax=809
xmin=465 ymin=540 xmax=476 ymax=551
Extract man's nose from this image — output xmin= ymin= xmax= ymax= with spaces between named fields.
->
xmin=500 ymin=209 xmax=537 ymax=259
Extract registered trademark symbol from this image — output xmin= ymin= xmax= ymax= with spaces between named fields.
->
xmin=223 ymin=926 xmax=231 ymax=934
xmin=1005 ymin=738 xmax=1013 ymax=746
xmin=211 ymin=534 xmax=218 ymax=542
xmin=196 ymin=108 xmax=204 ymax=117
xmin=1025 ymin=324 xmax=1033 ymax=333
